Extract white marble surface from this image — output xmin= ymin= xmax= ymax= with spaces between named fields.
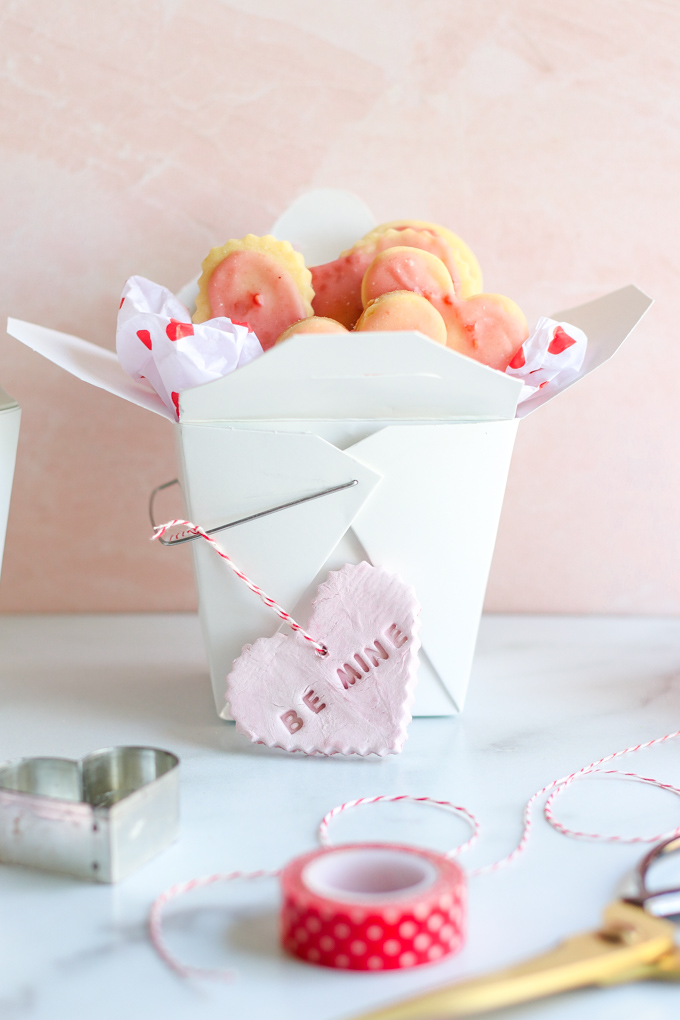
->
xmin=0 ymin=614 xmax=679 ymax=1020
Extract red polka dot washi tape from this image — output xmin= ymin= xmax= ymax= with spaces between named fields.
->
xmin=280 ymin=843 xmax=465 ymax=971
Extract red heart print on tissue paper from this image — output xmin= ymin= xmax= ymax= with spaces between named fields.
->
xmin=506 ymin=317 xmax=587 ymax=404
xmin=117 ymin=276 xmax=263 ymax=418
xmin=548 ymin=325 xmax=577 ymax=356
xmin=165 ymin=319 xmax=194 ymax=342
xmin=227 ymin=562 xmax=421 ymax=757
xmin=508 ymin=345 xmax=525 ymax=369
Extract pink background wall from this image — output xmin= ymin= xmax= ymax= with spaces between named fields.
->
xmin=1 ymin=0 xmax=679 ymax=614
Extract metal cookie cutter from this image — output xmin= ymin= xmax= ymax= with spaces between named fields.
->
xmin=0 ymin=746 xmax=179 ymax=883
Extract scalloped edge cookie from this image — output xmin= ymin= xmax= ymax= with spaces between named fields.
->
xmin=362 ymin=220 xmax=483 ymax=300
xmin=193 ymin=234 xmax=314 ymax=325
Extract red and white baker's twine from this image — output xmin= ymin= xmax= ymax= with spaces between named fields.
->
xmin=318 ymin=795 xmax=480 ymax=858
xmin=150 ymin=728 xmax=680 ymax=978
xmin=152 ymin=519 xmax=326 ymax=655
xmin=149 ymin=868 xmax=280 ymax=980
xmin=469 ymin=727 xmax=680 ymax=876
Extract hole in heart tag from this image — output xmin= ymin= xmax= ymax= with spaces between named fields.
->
xmin=152 ymin=521 xmax=421 ymax=756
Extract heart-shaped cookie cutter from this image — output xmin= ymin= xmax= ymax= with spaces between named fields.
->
xmin=0 ymin=746 xmax=179 ymax=883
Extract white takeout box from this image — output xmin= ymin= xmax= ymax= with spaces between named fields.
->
xmin=0 ymin=383 xmax=20 ymax=584
xmin=6 ymin=190 xmax=651 ymax=718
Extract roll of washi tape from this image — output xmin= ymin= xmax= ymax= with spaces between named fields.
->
xmin=280 ymin=843 xmax=466 ymax=971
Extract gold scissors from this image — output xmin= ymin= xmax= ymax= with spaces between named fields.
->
xmin=351 ymin=835 xmax=680 ymax=1020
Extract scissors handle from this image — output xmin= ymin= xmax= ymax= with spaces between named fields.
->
xmin=350 ymin=902 xmax=678 ymax=1020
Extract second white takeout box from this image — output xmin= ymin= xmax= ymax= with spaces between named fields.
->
xmin=7 ymin=190 xmax=651 ymax=718
xmin=0 ymin=383 xmax=21 ymax=586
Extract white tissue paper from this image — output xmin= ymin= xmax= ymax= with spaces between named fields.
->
xmin=507 ymin=317 xmax=587 ymax=405
xmin=116 ymin=276 xmax=262 ymax=418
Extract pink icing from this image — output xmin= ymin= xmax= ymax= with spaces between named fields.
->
xmin=311 ymin=229 xmax=461 ymax=329
xmin=362 ymin=249 xmax=455 ymax=324
xmin=207 ymin=250 xmax=308 ymax=350
xmin=447 ymin=295 xmax=528 ymax=371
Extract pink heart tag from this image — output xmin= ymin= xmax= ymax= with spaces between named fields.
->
xmin=226 ymin=562 xmax=421 ymax=757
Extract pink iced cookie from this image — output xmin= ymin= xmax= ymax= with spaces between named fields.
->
xmin=364 ymin=219 xmax=483 ymax=299
xmin=446 ymin=293 xmax=529 ymax=371
xmin=194 ymin=235 xmax=314 ymax=350
xmin=361 ymin=246 xmax=456 ymax=327
xmin=226 ymin=562 xmax=421 ymax=757
xmin=355 ymin=290 xmax=448 ymax=346
xmin=275 ymin=316 xmax=349 ymax=344
xmin=310 ymin=227 xmax=467 ymax=330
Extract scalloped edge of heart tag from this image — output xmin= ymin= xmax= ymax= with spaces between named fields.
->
xmin=226 ymin=562 xmax=421 ymax=757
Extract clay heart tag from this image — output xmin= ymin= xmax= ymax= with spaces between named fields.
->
xmin=226 ymin=562 xmax=421 ymax=757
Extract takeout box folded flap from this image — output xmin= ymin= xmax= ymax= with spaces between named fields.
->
xmin=176 ymin=423 xmax=383 ymax=717
xmin=6 ymin=317 xmax=523 ymax=424
xmin=6 ymin=318 xmax=173 ymax=420
xmin=554 ymin=285 xmax=653 ymax=368
xmin=517 ymin=285 xmax=652 ymax=418
xmin=347 ymin=420 xmax=519 ymax=711
xmin=270 ymin=188 xmax=377 ymax=268
xmin=177 ymin=331 xmax=523 ymax=423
